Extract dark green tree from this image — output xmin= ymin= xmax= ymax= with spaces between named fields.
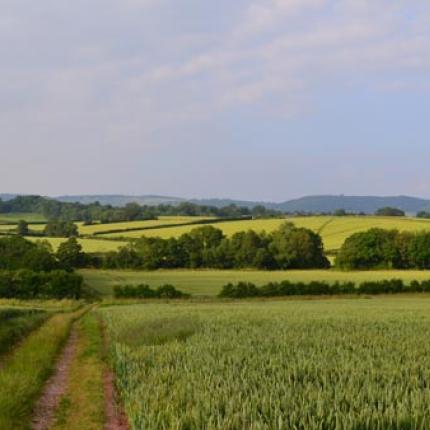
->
xmin=56 ymin=237 xmax=85 ymax=269
xmin=16 ymin=220 xmax=29 ymax=236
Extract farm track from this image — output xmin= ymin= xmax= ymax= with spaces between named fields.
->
xmin=316 ymin=217 xmax=335 ymax=235
xmin=104 ymin=369 xmax=130 ymax=430
xmin=102 ymin=319 xmax=130 ymax=430
xmin=31 ymin=327 xmax=78 ymax=430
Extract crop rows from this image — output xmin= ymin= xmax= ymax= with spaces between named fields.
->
xmin=103 ymin=299 xmax=430 ymax=429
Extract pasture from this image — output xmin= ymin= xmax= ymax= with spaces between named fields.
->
xmin=81 ymin=268 xmax=430 ymax=297
xmin=0 ymin=213 xmax=46 ymax=223
xmin=102 ymin=298 xmax=430 ymax=429
xmin=96 ymin=215 xmax=430 ymax=251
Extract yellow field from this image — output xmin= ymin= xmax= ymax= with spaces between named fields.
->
xmin=79 ymin=216 xmax=213 ymax=235
xmin=98 ymin=216 xmax=430 ymax=252
xmin=26 ymin=237 xmax=126 ymax=253
xmin=0 ymin=223 xmax=46 ymax=232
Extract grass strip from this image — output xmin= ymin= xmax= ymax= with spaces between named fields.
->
xmin=0 ymin=308 xmax=85 ymax=430
xmin=0 ymin=309 xmax=48 ymax=356
xmin=51 ymin=312 xmax=105 ymax=430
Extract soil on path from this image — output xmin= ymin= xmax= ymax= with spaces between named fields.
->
xmin=31 ymin=328 xmax=78 ymax=430
xmin=104 ymin=369 xmax=130 ymax=430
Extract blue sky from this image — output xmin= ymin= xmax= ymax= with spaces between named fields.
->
xmin=1 ymin=0 xmax=430 ymax=201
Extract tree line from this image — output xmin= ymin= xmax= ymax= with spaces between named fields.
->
xmin=0 ymin=195 xmax=282 ymax=223
xmin=336 ymin=228 xmax=430 ymax=269
xmin=218 ymin=279 xmax=430 ymax=298
xmin=102 ymin=223 xmax=330 ymax=270
xmin=0 ymin=270 xmax=82 ymax=299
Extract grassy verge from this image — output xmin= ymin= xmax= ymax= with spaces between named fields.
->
xmin=0 ymin=299 xmax=83 ymax=312
xmin=52 ymin=312 xmax=105 ymax=430
xmin=0 ymin=309 xmax=48 ymax=356
xmin=0 ymin=309 xmax=85 ymax=430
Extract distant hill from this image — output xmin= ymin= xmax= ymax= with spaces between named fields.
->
xmin=0 ymin=194 xmax=19 ymax=201
xmin=3 ymin=193 xmax=430 ymax=214
xmin=275 ymin=195 xmax=430 ymax=214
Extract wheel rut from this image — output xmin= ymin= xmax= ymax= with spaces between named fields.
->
xmin=104 ymin=369 xmax=130 ymax=430
xmin=31 ymin=327 xmax=78 ymax=430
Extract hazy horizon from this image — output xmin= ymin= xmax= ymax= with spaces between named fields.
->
xmin=2 ymin=1 xmax=430 ymax=200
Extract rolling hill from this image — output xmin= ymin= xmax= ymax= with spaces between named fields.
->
xmin=2 ymin=193 xmax=430 ymax=214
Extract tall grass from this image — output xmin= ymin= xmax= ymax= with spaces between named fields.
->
xmin=0 ymin=308 xmax=48 ymax=355
xmin=103 ymin=299 xmax=430 ymax=429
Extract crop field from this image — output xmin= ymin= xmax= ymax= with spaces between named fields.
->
xmin=96 ymin=216 xmax=430 ymax=251
xmin=0 ymin=223 xmax=46 ymax=233
xmin=26 ymin=237 xmax=126 ymax=253
xmin=78 ymin=216 xmax=213 ymax=236
xmin=102 ymin=298 xmax=430 ymax=429
xmin=3 ymin=214 xmax=430 ymax=254
xmin=81 ymin=268 xmax=430 ymax=297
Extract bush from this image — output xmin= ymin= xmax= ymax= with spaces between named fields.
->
xmin=113 ymin=284 xmax=189 ymax=299
xmin=375 ymin=207 xmax=405 ymax=217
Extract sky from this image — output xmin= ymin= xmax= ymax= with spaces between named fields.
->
xmin=1 ymin=0 xmax=430 ymax=202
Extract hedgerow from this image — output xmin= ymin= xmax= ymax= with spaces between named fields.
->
xmin=0 ymin=270 xmax=83 ymax=299
xmin=218 ymin=279 xmax=430 ymax=298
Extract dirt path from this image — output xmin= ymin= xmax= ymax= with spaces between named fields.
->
xmin=104 ymin=369 xmax=130 ymax=430
xmin=31 ymin=328 xmax=78 ymax=430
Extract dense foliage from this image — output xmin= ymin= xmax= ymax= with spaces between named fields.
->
xmin=0 ymin=195 xmax=282 ymax=222
xmin=43 ymin=220 xmax=78 ymax=237
xmin=0 ymin=270 xmax=83 ymax=299
xmin=218 ymin=279 xmax=430 ymax=298
xmin=375 ymin=206 xmax=405 ymax=216
xmin=103 ymin=223 xmax=329 ymax=270
xmin=0 ymin=236 xmax=58 ymax=271
xmin=336 ymin=228 xmax=430 ymax=269
xmin=114 ymin=284 xmax=189 ymax=299
xmin=417 ymin=211 xmax=430 ymax=219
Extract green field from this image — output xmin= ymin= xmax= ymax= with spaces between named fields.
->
xmin=81 ymin=268 xmax=430 ymax=297
xmin=96 ymin=215 xmax=430 ymax=251
xmin=0 ymin=213 xmax=47 ymax=223
xmin=102 ymin=298 xmax=430 ymax=428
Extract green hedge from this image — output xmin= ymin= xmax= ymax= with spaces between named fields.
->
xmin=0 ymin=270 xmax=83 ymax=299
xmin=218 ymin=279 xmax=430 ymax=298
xmin=113 ymin=284 xmax=189 ymax=299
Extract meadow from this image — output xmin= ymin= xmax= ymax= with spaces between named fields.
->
xmin=0 ymin=213 xmax=47 ymax=223
xmin=102 ymin=298 xmax=430 ymax=429
xmin=81 ymin=268 xmax=430 ymax=297
xmin=96 ymin=215 xmax=430 ymax=251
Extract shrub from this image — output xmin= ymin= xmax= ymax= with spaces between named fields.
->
xmin=113 ymin=284 xmax=189 ymax=299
